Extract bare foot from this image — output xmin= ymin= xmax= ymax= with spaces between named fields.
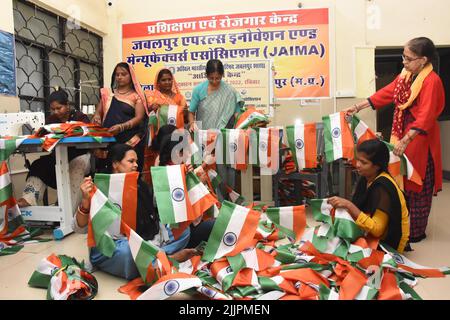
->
xmin=17 ymin=198 xmax=31 ymax=208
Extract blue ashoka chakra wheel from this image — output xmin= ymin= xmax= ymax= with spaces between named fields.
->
xmin=295 ymin=139 xmax=304 ymax=150
xmin=223 ymin=232 xmax=237 ymax=246
xmin=201 ymin=287 xmax=217 ymax=298
xmin=171 ymin=188 xmax=185 ymax=202
xmin=260 ymin=141 xmax=267 ymax=152
xmin=164 ymin=280 xmax=180 ymax=296
xmin=392 ymin=253 xmax=405 ymax=265
xmin=229 ymin=142 xmax=238 ymax=153
xmin=168 ymin=117 xmax=176 ymax=125
xmin=332 ymin=127 xmax=341 ymax=138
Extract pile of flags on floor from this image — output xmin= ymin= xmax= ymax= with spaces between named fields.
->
xmin=28 ymin=253 xmax=98 ymax=300
xmin=0 ymin=137 xmax=51 ymax=256
xmin=113 ymin=197 xmax=450 ymax=300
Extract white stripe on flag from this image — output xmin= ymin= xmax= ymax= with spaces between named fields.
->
xmin=279 ymin=207 xmax=294 ymax=232
xmin=228 ymin=130 xmax=239 ymax=166
xmin=167 ymin=105 xmax=178 ymax=125
xmin=128 ymin=229 xmax=141 ymax=259
xmin=90 ymin=189 xmax=108 ymax=220
xmin=335 ymin=208 xmax=354 ymax=221
xmin=0 ymin=170 xmax=11 ymax=190
xmin=330 ymin=113 xmax=343 ymax=160
xmin=294 ymin=124 xmax=306 ymax=169
xmin=108 ymin=173 xmax=126 ymax=207
xmin=214 ymin=205 xmax=250 ymax=260
xmin=354 ymin=121 xmax=368 ymax=140
xmin=167 ymin=165 xmax=188 ymax=222
xmin=257 ymin=291 xmax=285 ymax=300
xmin=241 ymin=248 xmax=259 ymax=270
xmin=259 ymin=128 xmax=269 ymax=168
xmin=188 ymin=182 xmax=208 ymax=205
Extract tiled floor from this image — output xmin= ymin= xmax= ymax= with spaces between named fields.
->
xmin=1 ymin=182 xmax=450 ymax=300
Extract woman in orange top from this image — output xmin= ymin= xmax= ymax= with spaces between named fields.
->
xmin=143 ymin=68 xmax=188 ymax=184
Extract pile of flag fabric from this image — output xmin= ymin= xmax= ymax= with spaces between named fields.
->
xmin=114 ymin=198 xmax=449 ymax=300
xmin=1 ymin=136 xmax=52 ymax=256
xmin=234 ymin=107 xmax=269 ymax=129
xmin=30 ymin=121 xmax=113 ymax=152
xmin=28 ymin=254 xmax=98 ymax=300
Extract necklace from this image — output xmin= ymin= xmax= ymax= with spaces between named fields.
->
xmin=116 ymin=88 xmax=132 ymax=95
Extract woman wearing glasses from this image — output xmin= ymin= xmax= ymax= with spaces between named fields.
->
xmin=346 ymin=37 xmax=445 ymax=245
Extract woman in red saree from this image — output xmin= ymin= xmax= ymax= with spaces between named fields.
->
xmin=346 ymin=37 xmax=445 ymax=243
xmin=143 ymin=68 xmax=188 ymax=184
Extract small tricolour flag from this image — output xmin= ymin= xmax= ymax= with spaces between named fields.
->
xmin=87 ymin=187 xmax=121 ymax=257
xmin=0 ymin=137 xmax=26 ymax=161
xmin=225 ymin=185 xmax=245 ymax=205
xmin=202 ymin=201 xmax=260 ymax=262
xmin=227 ymin=247 xmax=275 ymax=272
xmin=0 ymin=161 xmax=13 ymax=204
xmin=157 ymin=104 xmax=184 ymax=128
xmin=252 ymin=127 xmax=280 ymax=173
xmin=151 ymin=165 xmax=195 ymax=225
xmin=323 ymin=112 xmax=354 ymax=162
xmin=351 ymin=115 xmax=377 ymax=145
xmin=310 ymin=199 xmax=333 ymax=225
xmin=266 ymin=205 xmax=306 ymax=241
xmin=147 ymin=111 xmax=158 ymax=147
xmin=186 ymin=171 xmax=217 ymax=218
xmin=333 ymin=208 xmax=363 ymax=242
xmin=234 ymin=107 xmax=269 ymax=129
xmin=94 ymin=172 xmax=138 ymax=232
xmin=217 ymin=129 xmax=248 ymax=170
xmin=192 ymin=129 xmax=219 ymax=165
xmin=286 ymin=123 xmax=317 ymax=171
xmin=384 ymin=142 xmax=422 ymax=186
xmin=136 ymin=273 xmax=202 ymax=300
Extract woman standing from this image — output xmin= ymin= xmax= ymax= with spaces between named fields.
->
xmin=143 ymin=68 xmax=188 ymax=183
xmin=93 ymin=62 xmax=148 ymax=172
xmin=346 ymin=37 xmax=445 ymax=243
xmin=188 ymin=59 xmax=244 ymax=194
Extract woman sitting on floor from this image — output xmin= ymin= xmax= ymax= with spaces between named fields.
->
xmin=17 ymin=88 xmax=91 ymax=209
xmin=327 ymin=139 xmax=410 ymax=253
xmin=73 ymin=144 xmax=199 ymax=280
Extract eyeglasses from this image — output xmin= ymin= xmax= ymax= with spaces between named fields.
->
xmin=402 ymin=54 xmax=421 ymax=62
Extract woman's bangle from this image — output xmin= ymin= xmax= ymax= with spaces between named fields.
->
xmin=78 ymin=205 xmax=89 ymax=216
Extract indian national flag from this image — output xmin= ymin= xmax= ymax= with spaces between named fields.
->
xmin=147 ymin=111 xmax=158 ymax=147
xmin=122 ymin=223 xmax=172 ymax=285
xmin=266 ymin=205 xmax=306 ymax=241
xmin=351 ymin=115 xmax=376 ymax=145
xmin=385 ymin=142 xmax=422 ymax=186
xmin=300 ymin=226 xmax=329 ymax=252
xmin=157 ymin=104 xmax=184 ymax=129
xmin=380 ymin=244 xmax=450 ymax=278
xmin=227 ymin=247 xmax=275 ymax=272
xmin=0 ymin=161 xmax=12 ymax=204
xmin=202 ymin=201 xmax=260 ymax=262
xmin=192 ymin=129 xmax=219 ymax=165
xmin=347 ymin=240 xmax=373 ymax=263
xmin=286 ymin=123 xmax=317 ymax=171
xmin=0 ymin=137 xmax=26 ymax=161
xmin=225 ymin=185 xmax=245 ymax=205
xmin=94 ymin=172 xmax=138 ymax=232
xmin=197 ymin=285 xmax=232 ymax=300
xmin=310 ymin=199 xmax=333 ymax=225
xmin=258 ymin=275 xmax=298 ymax=295
xmin=151 ymin=165 xmax=195 ymax=224
xmin=217 ymin=129 xmax=248 ymax=170
xmin=319 ymin=284 xmax=339 ymax=300
xmin=28 ymin=254 xmax=63 ymax=288
xmin=323 ymin=112 xmax=354 ymax=162
xmin=207 ymin=169 xmax=222 ymax=190
xmin=137 ymin=273 xmax=202 ymax=300
xmin=254 ymin=128 xmax=280 ymax=173
xmin=235 ymin=107 xmax=269 ymax=129
xmin=333 ymin=208 xmax=363 ymax=242
xmin=210 ymin=259 xmax=235 ymax=292
xmin=186 ymin=172 xmax=217 ymax=217
xmin=87 ymin=187 xmax=121 ymax=257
